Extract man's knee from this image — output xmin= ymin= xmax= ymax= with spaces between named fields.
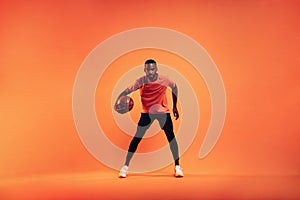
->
xmin=128 ymin=137 xmax=142 ymax=152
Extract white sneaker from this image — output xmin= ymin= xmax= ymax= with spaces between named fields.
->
xmin=174 ymin=165 xmax=184 ymax=177
xmin=119 ymin=165 xmax=128 ymax=178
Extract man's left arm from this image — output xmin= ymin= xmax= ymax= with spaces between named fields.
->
xmin=171 ymin=84 xmax=179 ymax=120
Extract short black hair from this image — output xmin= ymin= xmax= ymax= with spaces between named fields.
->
xmin=145 ymin=59 xmax=156 ymax=65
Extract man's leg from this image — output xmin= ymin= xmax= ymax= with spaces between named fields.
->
xmin=119 ymin=113 xmax=152 ymax=178
xmin=158 ymin=113 xmax=183 ymax=177
xmin=124 ymin=113 xmax=153 ymax=166
xmin=158 ymin=113 xmax=179 ymax=166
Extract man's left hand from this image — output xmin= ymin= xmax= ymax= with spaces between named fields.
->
xmin=173 ymin=107 xmax=179 ymax=120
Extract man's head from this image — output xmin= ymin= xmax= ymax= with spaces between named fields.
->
xmin=144 ymin=59 xmax=158 ymax=81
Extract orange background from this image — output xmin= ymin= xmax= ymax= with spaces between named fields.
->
xmin=1 ymin=0 xmax=299 ymax=182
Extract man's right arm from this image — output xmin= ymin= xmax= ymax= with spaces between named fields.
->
xmin=114 ymin=78 xmax=143 ymax=106
xmin=116 ymin=88 xmax=131 ymax=101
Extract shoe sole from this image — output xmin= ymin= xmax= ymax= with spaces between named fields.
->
xmin=118 ymin=173 xmax=127 ymax=178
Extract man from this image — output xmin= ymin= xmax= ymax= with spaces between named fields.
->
xmin=115 ymin=59 xmax=183 ymax=178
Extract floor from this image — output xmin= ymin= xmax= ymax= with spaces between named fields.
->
xmin=1 ymin=170 xmax=299 ymax=200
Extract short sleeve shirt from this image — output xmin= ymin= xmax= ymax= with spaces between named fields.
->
xmin=127 ymin=75 xmax=175 ymax=114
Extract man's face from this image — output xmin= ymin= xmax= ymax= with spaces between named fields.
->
xmin=144 ymin=63 xmax=158 ymax=80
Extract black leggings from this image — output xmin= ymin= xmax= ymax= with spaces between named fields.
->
xmin=125 ymin=113 xmax=179 ymax=166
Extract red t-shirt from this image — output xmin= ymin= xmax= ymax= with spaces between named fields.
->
xmin=127 ymin=75 xmax=175 ymax=114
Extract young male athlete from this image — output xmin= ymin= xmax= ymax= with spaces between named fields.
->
xmin=115 ymin=59 xmax=184 ymax=178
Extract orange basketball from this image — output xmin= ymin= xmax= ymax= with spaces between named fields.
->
xmin=114 ymin=96 xmax=134 ymax=114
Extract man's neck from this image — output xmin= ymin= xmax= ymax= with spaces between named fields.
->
xmin=147 ymin=74 xmax=158 ymax=82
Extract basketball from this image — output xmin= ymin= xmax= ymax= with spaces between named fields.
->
xmin=114 ymin=95 xmax=134 ymax=114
